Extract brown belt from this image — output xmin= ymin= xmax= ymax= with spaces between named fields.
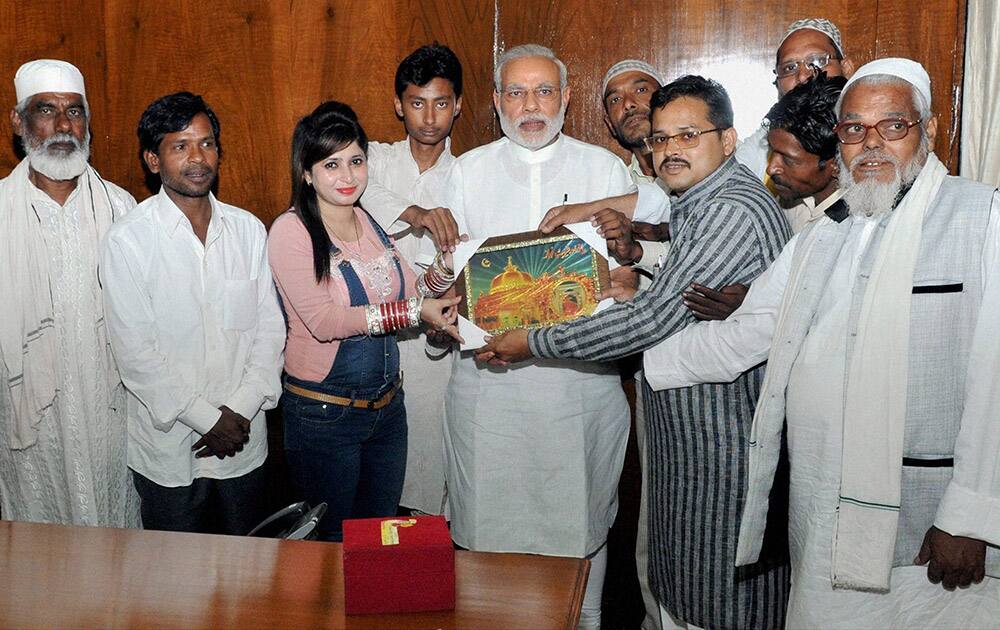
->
xmin=284 ymin=374 xmax=403 ymax=410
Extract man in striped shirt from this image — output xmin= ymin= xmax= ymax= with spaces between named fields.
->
xmin=478 ymin=75 xmax=792 ymax=629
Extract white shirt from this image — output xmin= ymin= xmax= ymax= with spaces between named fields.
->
xmin=783 ymin=190 xmax=842 ymax=234
xmin=358 ymin=136 xmax=455 ymax=515
xmin=101 ymin=190 xmax=286 ymax=487
xmin=361 ymin=137 xmax=455 ymax=267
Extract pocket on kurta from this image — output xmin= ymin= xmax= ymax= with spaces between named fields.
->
xmin=223 ymin=279 xmax=258 ymax=330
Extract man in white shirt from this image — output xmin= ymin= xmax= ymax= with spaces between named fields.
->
xmin=644 ymin=59 xmax=1000 ymax=628
xmin=540 ymin=18 xmax=855 ymax=232
xmin=102 ymin=92 xmax=285 ymax=534
xmin=677 ymin=73 xmax=847 ymax=319
xmin=359 ymin=44 xmax=463 ymax=517
xmin=442 ymin=44 xmax=634 ymax=629
xmin=0 ymin=59 xmax=139 ymax=527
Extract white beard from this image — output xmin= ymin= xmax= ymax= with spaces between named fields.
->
xmin=499 ymin=103 xmax=566 ymax=150
xmin=838 ymin=142 xmax=927 ymax=218
xmin=23 ymin=130 xmax=91 ymax=181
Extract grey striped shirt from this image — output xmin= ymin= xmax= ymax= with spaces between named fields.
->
xmin=530 ymin=157 xmax=793 ymax=629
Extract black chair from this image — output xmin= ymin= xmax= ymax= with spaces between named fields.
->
xmin=247 ymin=501 xmax=328 ymax=540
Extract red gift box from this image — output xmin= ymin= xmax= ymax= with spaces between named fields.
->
xmin=342 ymin=515 xmax=455 ymax=614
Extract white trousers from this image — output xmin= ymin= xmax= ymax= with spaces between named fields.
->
xmin=578 ymin=544 xmax=608 ymax=630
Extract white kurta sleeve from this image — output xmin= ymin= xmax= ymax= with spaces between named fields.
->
xmin=632 ymin=180 xmax=671 ymax=224
xmin=934 ymin=191 xmax=1000 ymax=546
xmin=223 ymin=221 xmax=286 ymax=421
xmin=635 ymin=240 xmax=668 ymax=272
xmin=642 ymin=233 xmax=798 ymax=390
xmin=734 ymin=125 xmax=770 ymax=181
xmin=101 ymin=230 xmax=221 ymax=435
xmin=360 ymin=141 xmax=412 ymax=233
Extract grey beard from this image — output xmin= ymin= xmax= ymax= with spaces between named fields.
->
xmin=23 ymin=130 xmax=91 ymax=181
xmin=500 ymin=104 xmax=566 ymax=150
xmin=838 ymin=143 xmax=927 ymax=218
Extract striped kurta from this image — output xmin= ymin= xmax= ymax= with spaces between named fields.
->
xmin=530 ymin=158 xmax=792 ymax=629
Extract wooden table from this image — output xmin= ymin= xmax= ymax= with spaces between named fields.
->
xmin=0 ymin=520 xmax=588 ymax=629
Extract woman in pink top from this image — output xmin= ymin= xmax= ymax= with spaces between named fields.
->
xmin=268 ymin=101 xmax=459 ymax=541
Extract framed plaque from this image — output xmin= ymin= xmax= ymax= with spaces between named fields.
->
xmin=454 ymin=226 xmax=611 ymax=335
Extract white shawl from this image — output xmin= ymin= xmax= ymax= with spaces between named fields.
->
xmin=831 ymin=153 xmax=948 ymax=590
xmin=0 ymin=158 xmax=116 ymax=449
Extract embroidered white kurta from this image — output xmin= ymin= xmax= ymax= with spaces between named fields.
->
xmin=360 ymin=138 xmax=455 ymax=514
xmin=644 ymin=195 xmax=1000 ymax=628
xmin=442 ymin=134 xmax=634 ymax=556
xmin=0 ymin=175 xmax=139 ymax=527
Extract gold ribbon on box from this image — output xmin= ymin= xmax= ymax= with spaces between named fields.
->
xmin=380 ymin=518 xmax=417 ymax=545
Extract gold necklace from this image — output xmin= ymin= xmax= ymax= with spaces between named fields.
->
xmin=323 ymin=212 xmax=364 ymax=258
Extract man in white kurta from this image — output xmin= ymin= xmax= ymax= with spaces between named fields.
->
xmin=644 ymin=59 xmax=1000 ymax=628
xmin=0 ymin=60 xmax=139 ymax=527
xmin=442 ymin=44 xmax=633 ymax=629
xmin=359 ymin=44 xmax=462 ymax=516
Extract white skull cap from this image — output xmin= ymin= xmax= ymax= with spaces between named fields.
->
xmin=15 ymin=59 xmax=86 ymax=102
xmin=779 ymin=18 xmax=845 ymax=58
xmin=843 ymin=57 xmax=932 ymax=111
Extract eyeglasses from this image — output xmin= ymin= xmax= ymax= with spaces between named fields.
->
xmin=500 ymin=86 xmax=561 ymax=102
xmin=773 ymin=53 xmax=835 ymax=79
xmin=833 ymin=118 xmax=922 ymax=144
xmin=642 ymin=128 xmax=723 ymax=153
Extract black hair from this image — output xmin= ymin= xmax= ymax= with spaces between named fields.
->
xmin=394 ymin=44 xmax=463 ymax=98
xmin=137 ymin=91 xmax=221 ymax=156
xmin=650 ymin=75 xmax=734 ymax=130
xmin=289 ymin=101 xmax=369 ymax=283
xmin=765 ymin=72 xmax=846 ymax=164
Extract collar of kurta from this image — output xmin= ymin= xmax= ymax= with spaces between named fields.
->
xmin=627 ymin=153 xmax=657 ymax=184
xmin=404 ymin=135 xmax=455 ymax=172
xmin=670 ymin=156 xmax=739 ymax=212
xmin=505 ymin=133 xmax=564 ymax=164
xmin=801 ymin=189 xmax=844 ymax=222
xmin=154 ymin=187 xmax=223 ymax=239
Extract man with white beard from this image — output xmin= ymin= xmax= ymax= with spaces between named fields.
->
xmin=639 ymin=58 xmax=1000 ymax=627
xmin=440 ymin=44 xmax=634 ymax=629
xmin=0 ymin=59 xmax=139 ymax=526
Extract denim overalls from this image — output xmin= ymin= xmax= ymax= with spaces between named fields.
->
xmin=282 ymin=213 xmax=408 ymax=542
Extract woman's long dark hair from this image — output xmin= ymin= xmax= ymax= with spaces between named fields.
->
xmin=289 ymin=101 xmax=369 ymax=283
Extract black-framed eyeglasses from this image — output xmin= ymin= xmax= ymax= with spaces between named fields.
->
xmin=833 ymin=118 xmax=922 ymax=144
xmin=642 ymin=128 xmax=723 ymax=153
xmin=773 ymin=53 xmax=834 ymax=79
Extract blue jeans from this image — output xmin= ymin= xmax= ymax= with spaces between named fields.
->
xmin=282 ymin=387 xmax=407 ymax=542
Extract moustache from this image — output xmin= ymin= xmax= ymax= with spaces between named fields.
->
xmin=517 ymin=115 xmax=547 ymax=126
xmin=848 ymin=149 xmax=898 ymax=169
xmin=621 ymin=109 xmax=649 ymax=126
xmin=40 ymin=133 xmax=83 ymax=151
xmin=658 ymin=157 xmax=690 ymax=170
xmin=183 ymin=166 xmax=213 ymax=178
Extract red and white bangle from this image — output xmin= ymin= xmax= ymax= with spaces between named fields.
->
xmin=366 ymin=297 xmax=423 ymax=335
xmin=417 ymin=252 xmax=456 ymax=297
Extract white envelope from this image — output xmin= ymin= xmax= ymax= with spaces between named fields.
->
xmin=452 ymin=222 xmax=616 ymax=351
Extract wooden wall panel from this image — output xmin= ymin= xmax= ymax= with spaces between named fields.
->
xmin=496 ymin=0 xmax=962 ymax=172
xmin=0 ymin=0 xmax=968 ymax=225
xmin=0 ymin=2 xmax=107 ymax=175
xmin=100 ymin=0 xmax=493 ymax=224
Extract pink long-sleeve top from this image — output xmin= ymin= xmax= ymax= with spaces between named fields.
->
xmin=267 ymin=208 xmax=418 ymax=382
